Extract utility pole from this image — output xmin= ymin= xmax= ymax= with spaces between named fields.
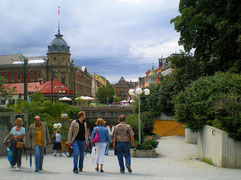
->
xmin=23 ymin=59 xmax=28 ymax=101
xmin=51 ymin=64 xmax=54 ymax=103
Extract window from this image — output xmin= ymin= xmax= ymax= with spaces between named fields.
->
xmin=17 ymin=73 xmax=21 ymax=81
xmin=30 ymin=72 xmax=34 ymax=81
xmin=0 ymin=74 xmax=1 ymax=78
xmin=37 ymin=72 xmax=41 ymax=79
xmin=4 ymin=74 xmax=8 ymax=79
xmin=53 ymin=57 xmax=57 ymax=61
xmin=61 ymin=74 xmax=65 ymax=84
xmin=11 ymin=73 xmax=14 ymax=81
xmin=0 ymin=99 xmax=6 ymax=105
xmin=62 ymin=57 xmax=65 ymax=62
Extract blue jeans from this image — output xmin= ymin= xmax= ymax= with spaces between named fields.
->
xmin=116 ymin=142 xmax=131 ymax=172
xmin=34 ymin=144 xmax=44 ymax=170
xmin=73 ymin=140 xmax=85 ymax=172
xmin=10 ymin=140 xmax=22 ymax=167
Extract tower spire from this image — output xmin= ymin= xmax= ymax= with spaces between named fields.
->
xmin=58 ymin=6 xmax=60 ymax=34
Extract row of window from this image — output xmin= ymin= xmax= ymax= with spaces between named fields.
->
xmin=52 ymin=57 xmax=69 ymax=62
xmin=0 ymin=72 xmax=41 ymax=81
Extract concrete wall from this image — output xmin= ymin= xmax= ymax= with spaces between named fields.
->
xmin=153 ymin=114 xmax=185 ymax=137
xmin=185 ymin=128 xmax=198 ymax=144
xmin=0 ymin=112 xmax=28 ymax=156
xmin=198 ymin=125 xmax=241 ymax=168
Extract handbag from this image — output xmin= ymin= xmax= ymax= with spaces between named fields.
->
xmin=92 ymin=128 xmax=100 ymax=144
xmin=16 ymin=141 xmax=24 ymax=149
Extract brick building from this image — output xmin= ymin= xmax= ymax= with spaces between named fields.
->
xmin=112 ymin=77 xmax=137 ymax=100
xmin=0 ymin=29 xmax=92 ymax=100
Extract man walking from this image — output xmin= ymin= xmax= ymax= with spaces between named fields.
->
xmin=67 ymin=111 xmax=89 ymax=174
xmin=113 ymin=115 xmax=135 ymax=173
xmin=28 ymin=116 xmax=51 ymax=172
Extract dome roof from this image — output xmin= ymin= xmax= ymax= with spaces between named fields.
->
xmin=47 ymin=32 xmax=70 ymax=54
xmin=148 ymin=68 xmax=157 ymax=76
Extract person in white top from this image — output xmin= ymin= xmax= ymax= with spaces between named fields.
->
xmin=53 ymin=129 xmax=62 ymax=156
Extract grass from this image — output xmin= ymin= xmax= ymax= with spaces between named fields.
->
xmin=202 ymin=158 xmax=213 ymax=165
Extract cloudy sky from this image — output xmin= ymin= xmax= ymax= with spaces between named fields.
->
xmin=0 ymin=0 xmax=183 ymax=83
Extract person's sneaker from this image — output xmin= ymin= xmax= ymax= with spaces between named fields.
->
xmin=39 ymin=167 xmax=42 ymax=171
xmin=126 ymin=165 xmax=132 ymax=173
xmin=16 ymin=167 xmax=20 ymax=171
xmin=35 ymin=169 xmax=39 ymax=172
xmin=100 ymin=169 xmax=104 ymax=173
xmin=120 ymin=171 xmax=125 ymax=174
xmin=73 ymin=170 xmax=79 ymax=174
xmin=79 ymin=168 xmax=83 ymax=172
xmin=11 ymin=164 xmax=16 ymax=168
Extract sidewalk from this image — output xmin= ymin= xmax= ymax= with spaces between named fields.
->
xmin=0 ymin=136 xmax=241 ymax=180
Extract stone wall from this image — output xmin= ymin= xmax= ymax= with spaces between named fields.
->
xmin=198 ymin=125 xmax=241 ymax=168
xmin=77 ymin=106 xmax=133 ymax=126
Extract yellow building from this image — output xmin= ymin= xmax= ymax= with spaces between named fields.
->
xmin=92 ymin=73 xmax=108 ymax=97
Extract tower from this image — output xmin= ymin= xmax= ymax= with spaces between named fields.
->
xmin=46 ymin=9 xmax=72 ymax=87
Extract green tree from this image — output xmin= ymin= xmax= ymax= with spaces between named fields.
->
xmin=29 ymin=92 xmax=46 ymax=102
xmin=0 ymin=77 xmax=15 ymax=99
xmin=136 ymin=53 xmax=202 ymax=116
xmin=126 ymin=112 xmax=154 ymax=141
xmin=174 ymin=72 xmax=241 ymax=140
xmin=171 ymin=0 xmax=241 ymax=74
xmin=96 ymin=83 xmax=114 ymax=104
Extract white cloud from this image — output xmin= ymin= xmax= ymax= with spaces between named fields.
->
xmin=0 ymin=0 xmax=181 ymax=83
xmin=129 ymin=37 xmax=183 ymax=61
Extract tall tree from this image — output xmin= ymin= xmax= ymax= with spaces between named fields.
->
xmin=0 ymin=77 xmax=14 ymax=100
xmin=96 ymin=83 xmax=115 ymax=104
xmin=171 ymin=0 xmax=241 ymax=74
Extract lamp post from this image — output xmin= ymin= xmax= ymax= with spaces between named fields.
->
xmin=129 ymin=84 xmax=150 ymax=143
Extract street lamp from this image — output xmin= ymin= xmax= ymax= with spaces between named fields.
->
xmin=53 ymin=123 xmax=62 ymax=129
xmin=129 ymin=84 xmax=150 ymax=143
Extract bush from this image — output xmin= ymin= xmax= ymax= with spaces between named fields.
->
xmin=174 ymin=72 xmax=241 ymax=140
xmin=126 ymin=112 xmax=155 ymax=141
xmin=135 ymin=140 xmax=159 ymax=150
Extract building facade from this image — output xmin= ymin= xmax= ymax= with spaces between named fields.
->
xmin=91 ymin=73 xmax=108 ymax=97
xmin=0 ymin=30 xmax=92 ymax=100
xmin=112 ymin=77 xmax=136 ymax=100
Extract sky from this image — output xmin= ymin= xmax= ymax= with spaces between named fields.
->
xmin=0 ymin=0 xmax=183 ymax=84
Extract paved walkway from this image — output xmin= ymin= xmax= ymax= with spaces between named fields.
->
xmin=0 ymin=136 xmax=241 ymax=180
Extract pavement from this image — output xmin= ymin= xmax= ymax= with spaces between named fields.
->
xmin=0 ymin=136 xmax=241 ymax=180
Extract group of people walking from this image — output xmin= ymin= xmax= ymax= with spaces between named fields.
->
xmin=4 ymin=111 xmax=135 ymax=174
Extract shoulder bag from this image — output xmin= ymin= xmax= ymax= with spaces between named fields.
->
xmin=92 ymin=128 xmax=100 ymax=144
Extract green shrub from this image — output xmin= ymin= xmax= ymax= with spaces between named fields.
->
xmin=174 ymin=72 xmax=241 ymax=140
xmin=126 ymin=113 xmax=143 ymax=141
xmin=126 ymin=112 xmax=155 ymax=141
xmin=135 ymin=140 xmax=159 ymax=150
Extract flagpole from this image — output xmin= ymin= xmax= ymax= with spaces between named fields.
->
xmin=58 ymin=6 xmax=60 ymax=34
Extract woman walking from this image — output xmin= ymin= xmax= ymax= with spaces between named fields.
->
xmin=91 ymin=118 xmax=111 ymax=173
xmin=8 ymin=118 xmax=25 ymax=170
xmin=53 ymin=129 xmax=62 ymax=156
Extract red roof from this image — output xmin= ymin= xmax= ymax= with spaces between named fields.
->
xmin=39 ymin=78 xmax=73 ymax=94
xmin=3 ymin=78 xmax=73 ymax=95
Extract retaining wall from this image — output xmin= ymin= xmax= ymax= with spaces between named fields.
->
xmin=198 ymin=125 xmax=241 ymax=168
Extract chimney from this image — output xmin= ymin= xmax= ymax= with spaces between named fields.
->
xmin=38 ymin=78 xmax=43 ymax=84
